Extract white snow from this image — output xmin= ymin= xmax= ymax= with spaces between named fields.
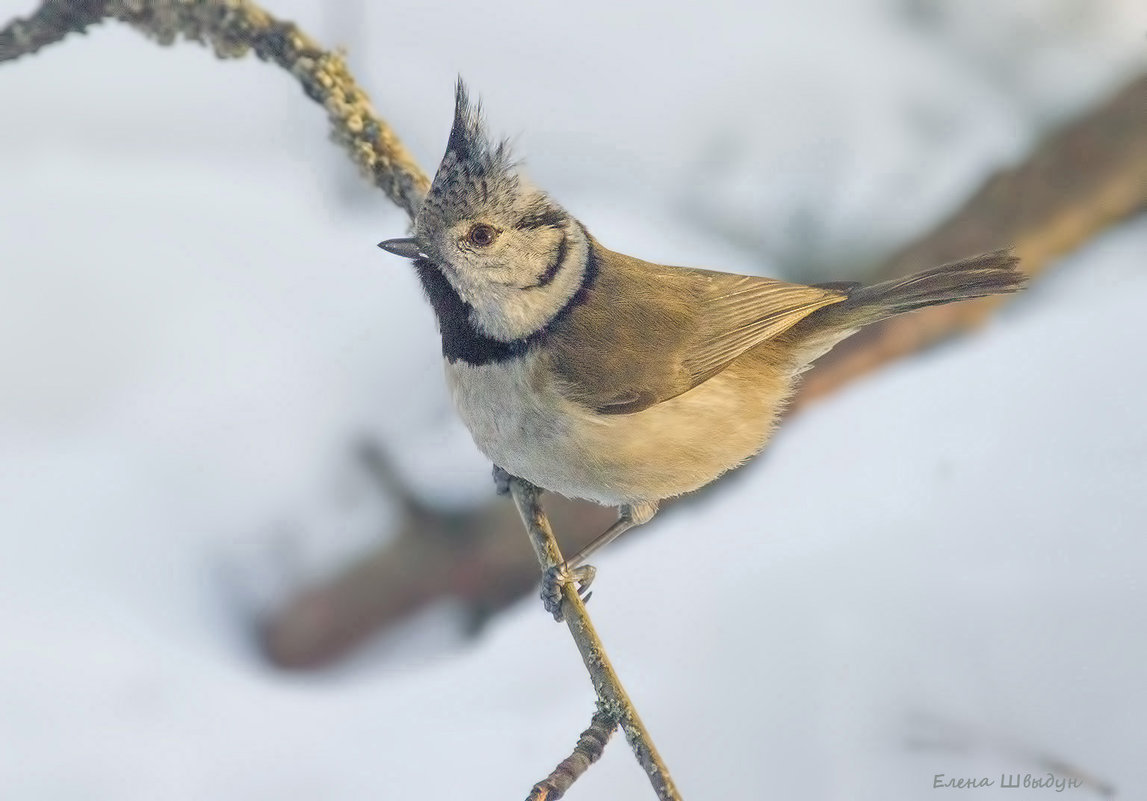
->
xmin=1 ymin=0 xmax=1144 ymax=798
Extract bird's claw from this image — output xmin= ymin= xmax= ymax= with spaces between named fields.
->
xmin=541 ymin=562 xmax=597 ymax=622
xmin=492 ymin=465 xmax=513 ymax=496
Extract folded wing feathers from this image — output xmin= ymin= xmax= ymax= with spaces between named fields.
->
xmin=682 ymin=276 xmax=846 ymax=382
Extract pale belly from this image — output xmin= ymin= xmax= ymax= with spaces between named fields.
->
xmin=444 ymin=351 xmax=792 ymax=506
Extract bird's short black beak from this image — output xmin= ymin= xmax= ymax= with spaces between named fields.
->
xmin=377 ymin=237 xmax=426 ymax=260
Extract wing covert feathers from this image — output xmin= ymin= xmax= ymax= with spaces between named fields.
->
xmin=684 ymin=274 xmax=846 ymax=385
xmin=546 ymin=242 xmax=846 ymax=414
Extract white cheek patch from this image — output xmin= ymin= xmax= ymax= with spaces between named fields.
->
xmin=456 ymin=234 xmax=589 ymax=342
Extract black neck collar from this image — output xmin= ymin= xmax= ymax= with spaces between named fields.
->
xmin=414 ymin=241 xmax=599 ymax=367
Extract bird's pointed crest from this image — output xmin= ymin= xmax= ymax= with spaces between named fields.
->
xmin=444 ymin=78 xmax=508 ymax=171
xmin=417 ymin=79 xmax=520 ymax=232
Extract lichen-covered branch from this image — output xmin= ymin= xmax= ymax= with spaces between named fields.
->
xmin=0 ymin=0 xmax=108 ymax=60
xmin=1 ymin=0 xmax=430 ymax=218
xmin=526 ymin=708 xmax=617 ymax=801
xmin=510 ymin=479 xmax=682 ymax=801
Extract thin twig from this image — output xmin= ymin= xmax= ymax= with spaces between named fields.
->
xmin=510 ymin=479 xmax=682 ymax=800
xmin=526 ymin=708 xmax=617 ymax=801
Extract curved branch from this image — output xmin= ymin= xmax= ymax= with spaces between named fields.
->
xmin=2 ymin=0 xmax=430 ymax=217
xmin=0 ymin=0 xmax=108 ymax=60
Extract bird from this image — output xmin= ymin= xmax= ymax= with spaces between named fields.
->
xmin=379 ymin=80 xmax=1025 ymax=615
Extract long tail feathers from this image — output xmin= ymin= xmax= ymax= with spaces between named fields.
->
xmin=816 ymin=250 xmax=1026 ymax=330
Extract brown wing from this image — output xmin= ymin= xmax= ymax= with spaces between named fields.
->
xmin=546 ymin=241 xmax=846 ymax=414
xmin=682 ymin=271 xmax=847 ymax=386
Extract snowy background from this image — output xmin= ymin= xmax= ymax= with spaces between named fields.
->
xmin=1 ymin=0 xmax=1145 ymax=798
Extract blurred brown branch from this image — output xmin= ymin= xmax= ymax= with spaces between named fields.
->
xmin=265 ymin=442 xmax=615 ymax=668
xmin=263 ymin=72 xmax=1147 ymax=670
xmin=795 ymin=73 xmax=1147 ymax=408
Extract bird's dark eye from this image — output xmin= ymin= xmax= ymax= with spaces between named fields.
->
xmin=466 ymin=223 xmax=498 ymax=247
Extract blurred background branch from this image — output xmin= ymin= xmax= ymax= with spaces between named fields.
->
xmin=796 ymin=73 xmax=1147 ymax=407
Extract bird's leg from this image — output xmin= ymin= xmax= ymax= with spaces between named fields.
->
xmin=541 ymin=501 xmax=658 ymax=620
xmin=566 ymin=501 xmax=658 ymax=570
xmin=539 ymin=563 xmax=597 ymax=622
xmin=492 ymin=466 xmax=582 ymax=616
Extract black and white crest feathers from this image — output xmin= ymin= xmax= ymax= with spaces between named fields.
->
xmin=418 ymin=80 xmax=521 ymax=231
xmin=444 ymin=79 xmax=514 ymax=178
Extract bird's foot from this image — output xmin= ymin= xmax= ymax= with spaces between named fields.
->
xmin=491 ymin=465 xmax=513 ymax=496
xmin=541 ymin=562 xmax=597 ymax=622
